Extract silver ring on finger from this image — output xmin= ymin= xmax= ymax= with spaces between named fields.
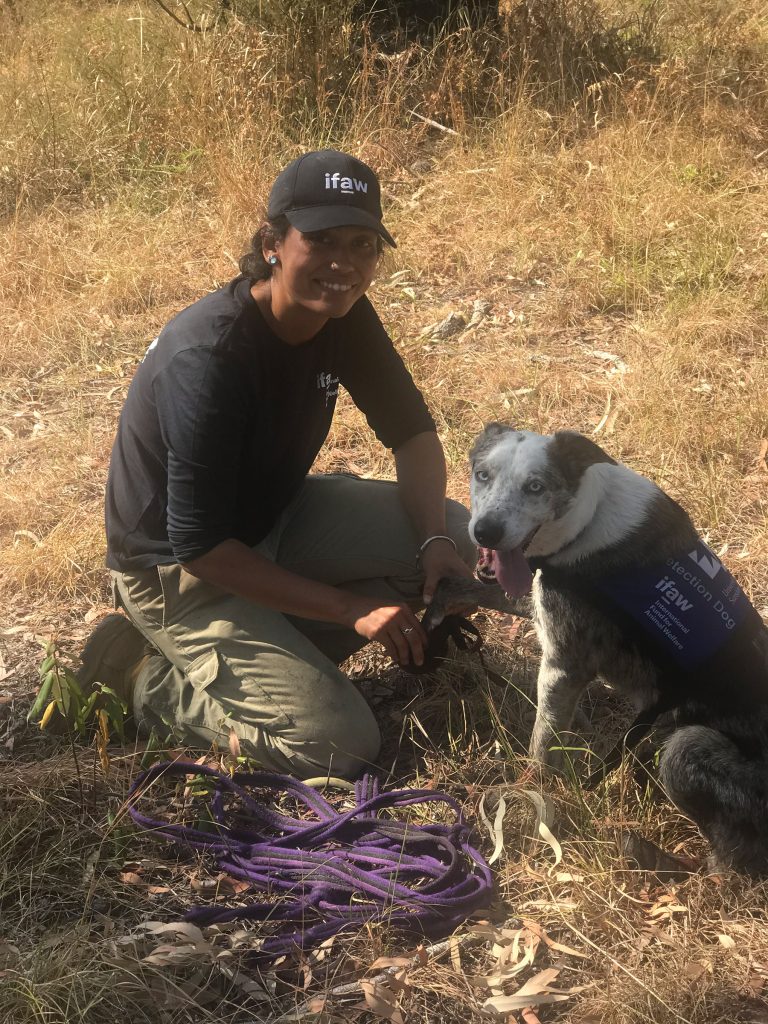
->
xmin=401 ymin=626 xmax=414 ymax=635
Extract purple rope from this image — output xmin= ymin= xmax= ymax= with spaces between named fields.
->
xmin=127 ymin=762 xmax=493 ymax=962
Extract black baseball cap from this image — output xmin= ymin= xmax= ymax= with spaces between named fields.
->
xmin=267 ymin=150 xmax=396 ymax=248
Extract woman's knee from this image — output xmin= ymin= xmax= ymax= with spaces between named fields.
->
xmin=267 ymin=696 xmax=382 ymax=780
xmin=231 ymin=659 xmax=382 ymax=780
xmin=321 ymin=701 xmax=382 ymax=776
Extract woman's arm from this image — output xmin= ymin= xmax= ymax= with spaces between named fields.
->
xmin=182 ymin=540 xmax=429 ymax=666
xmin=394 ymin=431 xmax=476 ymax=602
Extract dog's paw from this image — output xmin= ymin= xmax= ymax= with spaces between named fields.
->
xmin=619 ymin=830 xmax=698 ymax=879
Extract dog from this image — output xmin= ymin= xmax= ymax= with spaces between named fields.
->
xmin=466 ymin=423 xmax=768 ymax=875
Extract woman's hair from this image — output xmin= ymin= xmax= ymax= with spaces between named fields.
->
xmin=238 ymin=214 xmax=386 ymax=281
xmin=238 ymin=215 xmax=291 ymax=280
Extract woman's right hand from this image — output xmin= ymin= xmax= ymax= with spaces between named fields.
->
xmin=347 ymin=597 xmax=428 ymax=667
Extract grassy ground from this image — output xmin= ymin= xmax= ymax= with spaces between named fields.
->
xmin=1 ymin=1 xmax=768 ymax=1021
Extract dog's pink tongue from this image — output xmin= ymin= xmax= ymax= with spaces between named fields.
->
xmin=493 ymin=547 xmax=533 ymax=598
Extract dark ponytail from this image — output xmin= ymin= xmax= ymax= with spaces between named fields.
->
xmin=238 ymin=215 xmax=290 ymax=281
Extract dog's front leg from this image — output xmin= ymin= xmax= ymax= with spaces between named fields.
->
xmin=529 ymin=658 xmax=591 ymax=769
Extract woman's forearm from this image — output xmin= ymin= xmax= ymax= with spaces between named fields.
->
xmin=181 ymin=537 xmax=428 ymax=664
xmin=182 ymin=539 xmax=359 ymax=626
xmin=394 ymin=430 xmax=475 ymax=600
xmin=393 ymin=431 xmax=450 ymax=543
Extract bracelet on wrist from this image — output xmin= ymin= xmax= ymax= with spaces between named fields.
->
xmin=417 ymin=534 xmax=457 ymax=565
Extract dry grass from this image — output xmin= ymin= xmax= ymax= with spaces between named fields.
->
xmin=3 ymin=663 xmax=768 ymax=1024
xmin=2 ymin=1 xmax=768 ymax=1021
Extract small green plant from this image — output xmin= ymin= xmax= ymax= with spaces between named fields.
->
xmin=28 ymin=641 xmax=128 ymax=765
xmin=105 ymin=806 xmax=135 ymax=863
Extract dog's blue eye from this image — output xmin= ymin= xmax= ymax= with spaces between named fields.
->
xmin=474 ymin=469 xmax=490 ymax=483
xmin=524 ymin=480 xmax=544 ymax=494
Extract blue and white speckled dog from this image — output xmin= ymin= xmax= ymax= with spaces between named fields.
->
xmin=469 ymin=423 xmax=768 ymax=875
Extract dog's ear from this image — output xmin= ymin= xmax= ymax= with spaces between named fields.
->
xmin=470 ymin=422 xmax=514 ymax=462
xmin=551 ymin=431 xmax=616 ymax=489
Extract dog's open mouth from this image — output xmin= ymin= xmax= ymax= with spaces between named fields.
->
xmin=476 ymin=530 xmax=538 ymax=598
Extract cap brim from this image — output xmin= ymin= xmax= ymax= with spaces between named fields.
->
xmin=285 ymin=205 xmax=396 ymax=248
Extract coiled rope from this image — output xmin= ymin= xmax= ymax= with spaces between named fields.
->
xmin=127 ymin=762 xmax=493 ymax=962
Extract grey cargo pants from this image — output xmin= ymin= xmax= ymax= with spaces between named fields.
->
xmin=112 ymin=475 xmax=473 ymax=779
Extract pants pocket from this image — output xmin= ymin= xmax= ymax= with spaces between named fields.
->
xmin=186 ymin=647 xmax=221 ymax=693
xmin=186 ymin=646 xmax=293 ymax=732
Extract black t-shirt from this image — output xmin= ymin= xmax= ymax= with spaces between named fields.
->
xmin=105 ymin=276 xmax=436 ymax=571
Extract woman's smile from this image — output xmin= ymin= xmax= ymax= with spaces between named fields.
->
xmin=256 ymin=224 xmax=381 ymax=343
xmin=315 ymin=278 xmax=356 ymax=293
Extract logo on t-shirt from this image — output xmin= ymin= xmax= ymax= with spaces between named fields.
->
xmin=317 ymin=371 xmax=340 ymax=406
xmin=142 ymin=336 xmax=159 ymax=361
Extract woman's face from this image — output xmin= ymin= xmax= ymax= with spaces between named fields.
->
xmin=268 ymin=224 xmax=380 ymax=321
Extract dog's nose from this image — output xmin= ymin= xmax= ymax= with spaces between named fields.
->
xmin=473 ymin=516 xmax=504 ymax=548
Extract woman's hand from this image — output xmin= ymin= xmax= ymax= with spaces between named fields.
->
xmin=347 ymin=597 xmax=428 ymax=667
xmin=419 ymin=540 xmax=476 ymax=605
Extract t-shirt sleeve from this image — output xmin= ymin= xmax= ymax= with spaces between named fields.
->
xmin=153 ymin=346 xmax=248 ymax=563
xmin=337 ymin=297 xmax=436 ymax=450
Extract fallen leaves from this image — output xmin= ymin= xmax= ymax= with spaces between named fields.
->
xmin=360 ymin=973 xmax=409 ymax=1024
xmin=190 ymin=872 xmax=251 ymax=897
xmin=418 ymin=300 xmax=492 ymax=345
xmin=483 ymin=967 xmax=591 ymax=1015
xmin=420 ymin=311 xmax=467 ymax=340
xmin=593 ymin=392 xmax=620 ymax=435
xmin=107 ymin=918 xmax=277 ymax=1008
xmin=368 ymin=955 xmax=414 ymax=971
xmin=227 ymin=727 xmax=241 ymax=760
xmin=682 ymin=960 xmax=712 ymax=984
xmin=646 ymin=893 xmax=689 ymax=922
xmin=466 ymin=919 xmax=588 ymax=1018
xmin=582 ymin=347 xmax=630 ymax=376
xmin=12 ymin=529 xmax=42 ymax=548
xmin=0 ymin=941 xmax=20 ymax=969
xmin=140 ymin=921 xmax=212 ymax=968
xmin=285 ymin=932 xmax=484 ymax=1021
xmin=478 ymin=787 xmax=561 ymax=872
xmin=119 ymin=870 xmax=146 ymax=887
xmin=520 ymin=1008 xmax=543 ymax=1024
xmin=522 ymin=919 xmax=588 ymax=960
xmin=115 ymin=857 xmax=180 ymax=896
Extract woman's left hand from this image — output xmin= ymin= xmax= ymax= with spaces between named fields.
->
xmin=420 ymin=540 xmax=476 ymax=606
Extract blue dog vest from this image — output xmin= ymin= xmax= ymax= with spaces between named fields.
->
xmin=592 ymin=541 xmax=754 ymax=671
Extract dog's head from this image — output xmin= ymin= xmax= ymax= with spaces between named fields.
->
xmin=468 ymin=424 xmax=616 ymax=595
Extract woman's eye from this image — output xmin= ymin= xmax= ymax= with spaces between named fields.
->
xmin=350 ymin=236 xmax=377 ymax=254
xmin=524 ymin=480 xmax=544 ymax=494
xmin=474 ymin=469 xmax=490 ymax=483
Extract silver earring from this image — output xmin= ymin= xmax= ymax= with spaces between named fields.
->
xmin=268 ymin=255 xmax=278 ymax=266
